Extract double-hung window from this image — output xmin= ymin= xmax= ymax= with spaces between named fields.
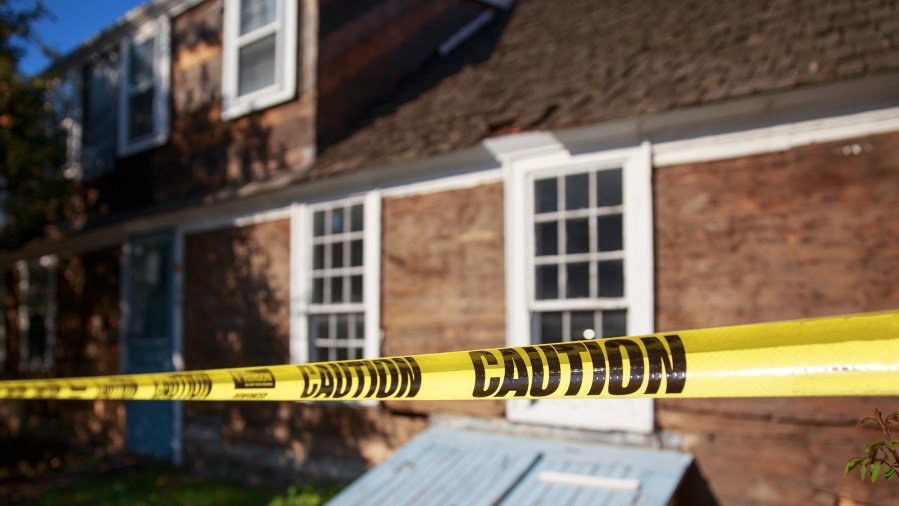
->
xmin=17 ymin=257 xmax=57 ymax=372
xmin=504 ymin=141 xmax=654 ymax=433
xmin=222 ymin=0 xmax=298 ymax=119
xmin=118 ymin=16 xmax=170 ymax=156
xmin=291 ymin=192 xmax=381 ymax=366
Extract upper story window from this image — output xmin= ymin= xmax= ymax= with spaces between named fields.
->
xmin=118 ymin=16 xmax=171 ymax=157
xmin=66 ymin=16 xmax=171 ymax=179
xmin=222 ymin=0 xmax=298 ymax=120
xmin=17 ymin=256 xmax=57 ymax=373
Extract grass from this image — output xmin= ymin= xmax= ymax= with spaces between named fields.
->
xmin=9 ymin=465 xmax=340 ymax=506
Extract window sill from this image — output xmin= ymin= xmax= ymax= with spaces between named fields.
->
xmin=221 ymin=86 xmax=296 ymax=121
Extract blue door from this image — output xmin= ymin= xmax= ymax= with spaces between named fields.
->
xmin=124 ymin=231 xmax=176 ymax=460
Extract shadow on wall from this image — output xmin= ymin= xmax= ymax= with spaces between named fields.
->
xmin=0 ymin=248 xmax=124 ymax=456
xmin=182 ymin=222 xmax=425 ymax=487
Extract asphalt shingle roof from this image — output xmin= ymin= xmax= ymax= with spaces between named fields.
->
xmin=312 ymin=0 xmax=899 ymax=178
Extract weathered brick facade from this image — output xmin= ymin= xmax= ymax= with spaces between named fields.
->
xmin=655 ymin=131 xmax=899 ymax=505
xmin=181 ymin=219 xmax=426 ymax=485
xmin=0 ymin=248 xmax=123 ymax=453
xmin=382 ymin=183 xmax=506 ymax=417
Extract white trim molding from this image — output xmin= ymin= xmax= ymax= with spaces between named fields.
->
xmin=653 ymin=105 xmax=899 ymax=167
xmin=16 ymin=256 xmax=59 ymax=373
xmin=502 ymin=134 xmax=654 ymax=433
xmin=290 ymin=190 xmax=382 ymax=366
xmin=118 ymin=15 xmax=171 ymax=157
xmin=221 ymin=0 xmax=298 ymax=120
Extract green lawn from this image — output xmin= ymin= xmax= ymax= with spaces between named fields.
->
xmin=12 ymin=465 xmax=339 ymax=506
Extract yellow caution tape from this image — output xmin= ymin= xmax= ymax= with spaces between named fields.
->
xmin=1 ymin=311 xmax=897 ymax=401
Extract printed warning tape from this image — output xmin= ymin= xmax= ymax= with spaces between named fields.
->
xmin=0 ymin=311 xmax=897 ymax=402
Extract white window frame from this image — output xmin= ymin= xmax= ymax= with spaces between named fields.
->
xmin=504 ymin=140 xmax=655 ymax=433
xmin=16 ymin=256 xmax=58 ymax=373
xmin=0 ymin=276 xmax=7 ymax=370
xmin=221 ymin=0 xmax=298 ymax=120
xmin=118 ymin=15 xmax=171 ymax=157
xmin=290 ymin=191 xmax=382 ymax=366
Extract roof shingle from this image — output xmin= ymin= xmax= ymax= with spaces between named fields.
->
xmin=312 ymin=0 xmax=899 ymax=177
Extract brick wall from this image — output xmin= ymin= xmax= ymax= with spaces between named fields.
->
xmin=181 ymin=219 xmax=425 ymax=485
xmin=655 ymin=131 xmax=899 ymax=505
xmin=0 ymin=248 xmax=123 ymax=454
xmin=317 ymin=0 xmax=486 ymax=146
xmin=381 ymin=183 xmax=506 ymax=417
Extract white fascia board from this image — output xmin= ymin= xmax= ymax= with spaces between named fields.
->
xmin=653 ymin=105 xmax=899 ymax=167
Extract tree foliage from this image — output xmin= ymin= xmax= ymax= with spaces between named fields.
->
xmin=0 ymin=0 xmax=69 ymax=250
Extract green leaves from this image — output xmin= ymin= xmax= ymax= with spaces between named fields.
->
xmin=845 ymin=408 xmax=899 ymax=484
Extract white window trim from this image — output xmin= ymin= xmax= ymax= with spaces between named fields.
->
xmin=16 ymin=256 xmax=58 ymax=373
xmin=117 ymin=15 xmax=171 ymax=157
xmin=221 ymin=0 xmax=298 ymax=120
xmin=290 ymin=191 xmax=382 ymax=366
xmin=62 ymin=70 xmax=84 ymax=180
xmin=503 ymin=138 xmax=655 ymax=433
xmin=0 ymin=277 xmax=7 ymax=370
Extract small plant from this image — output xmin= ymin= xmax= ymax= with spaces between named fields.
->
xmin=845 ymin=408 xmax=899 ymax=483
xmin=268 ymin=483 xmax=342 ymax=506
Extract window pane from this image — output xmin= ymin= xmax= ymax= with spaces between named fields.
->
xmin=354 ymin=315 xmax=365 ymax=342
xmin=313 ymin=211 xmax=325 ymax=236
xmin=570 ymin=311 xmax=595 ymax=340
xmin=602 ymin=309 xmax=627 ymax=338
xmin=350 ymin=204 xmax=363 ymax=232
xmin=240 ymin=0 xmax=276 ymax=35
xmin=350 ymin=239 xmax=363 ymax=266
xmin=128 ymin=38 xmax=154 ymax=90
xmin=335 ymin=346 xmax=349 ymax=361
xmin=331 ymin=241 xmax=344 ymax=268
xmin=336 ymin=314 xmax=349 ymax=338
xmin=535 ymin=264 xmax=558 ymax=300
xmin=310 ymin=315 xmax=329 ymax=340
xmin=312 ymin=277 xmax=324 ymax=303
xmin=598 ymin=259 xmax=624 ymax=297
xmin=566 ymin=262 xmax=589 ymax=298
xmin=330 ymin=276 xmax=344 ymax=303
xmin=565 ymin=173 xmax=589 ymax=210
xmin=313 ymin=244 xmax=324 ymax=270
xmin=82 ymin=53 xmax=118 ymax=178
xmin=237 ymin=34 xmax=276 ymax=96
xmin=565 ymin=218 xmax=589 ymax=254
xmin=596 ymin=168 xmax=623 ymax=207
xmin=535 ymin=178 xmax=557 ymax=214
xmin=536 ymin=311 xmax=563 ymax=345
xmin=598 ymin=214 xmax=623 ymax=252
xmin=535 ymin=222 xmax=557 ymax=256
xmin=128 ymin=239 xmax=171 ymax=340
xmin=27 ymin=314 xmax=48 ymax=362
xmin=316 ymin=346 xmax=332 ymax=362
xmin=331 ymin=208 xmax=344 ymax=234
xmin=128 ymin=88 xmax=155 ymax=141
xmin=350 ymin=275 xmax=363 ymax=303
